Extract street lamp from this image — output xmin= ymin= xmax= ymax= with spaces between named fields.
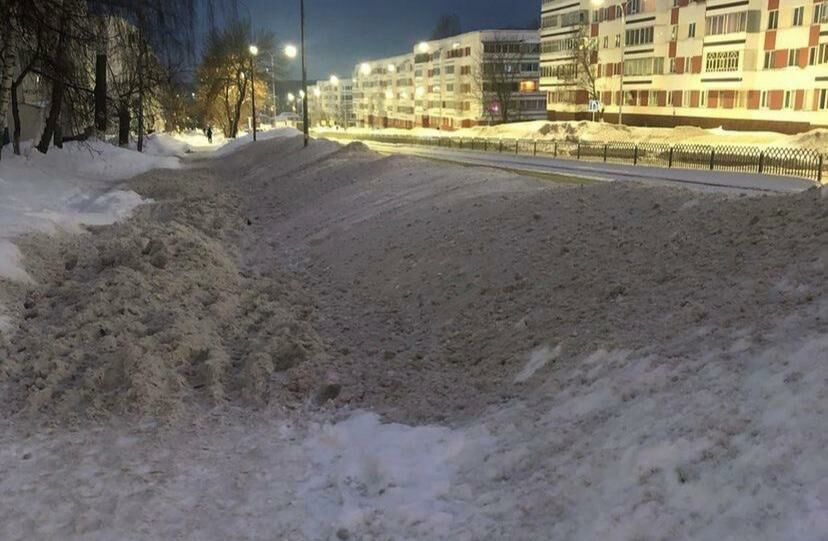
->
xmin=592 ymin=0 xmax=626 ymax=125
xmin=249 ymin=44 xmax=259 ymax=141
xmin=284 ymin=44 xmax=298 ymax=59
xmin=299 ymin=0 xmax=309 ymax=147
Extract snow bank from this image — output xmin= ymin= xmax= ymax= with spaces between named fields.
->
xmin=212 ymin=126 xmax=301 ymax=157
xmin=318 ymin=121 xmax=828 ymax=151
xmin=0 ymin=139 xmax=177 ymax=281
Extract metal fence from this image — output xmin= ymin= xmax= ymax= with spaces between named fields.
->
xmin=322 ymin=132 xmax=825 ymax=183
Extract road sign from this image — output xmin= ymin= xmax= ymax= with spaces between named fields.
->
xmin=588 ymin=100 xmax=601 ymax=112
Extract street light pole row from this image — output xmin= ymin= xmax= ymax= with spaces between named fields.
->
xmin=248 ymin=0 xmax=309 ymax=148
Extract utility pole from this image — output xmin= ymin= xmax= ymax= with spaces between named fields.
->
xmin=250 ymin=45 xmax=259 ymax=141
xmin=300 ymin=0 xmax=309 ymax=147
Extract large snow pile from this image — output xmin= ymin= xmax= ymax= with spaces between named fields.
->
xmin=212 ymin=126 xmax=301 ymax=157
xmin=318 ymin=121 xmax=828 ymax=151
xmin=0 ymin=140 xmax=180 ymax=282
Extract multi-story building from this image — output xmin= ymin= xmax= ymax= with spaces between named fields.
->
xmin=352 ymin=30 xmax=547 ymax=130
xmin=541 ymin=0 xmax=828 ymax=132
xmin=309 ymin=78 xmax=355 ymax=128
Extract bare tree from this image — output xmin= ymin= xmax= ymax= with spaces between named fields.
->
xmin=196 ymin=21 xmax=274 ymax=138
xmin=561 ymin=24 xmax=599 ymax=113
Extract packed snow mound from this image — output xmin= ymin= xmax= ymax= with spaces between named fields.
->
xmin=141 ymin=133 xmax=193 ymax=158
xmin=320 ymin=121 xmax=828 ymax=152
xmin=0 ymin=140 xmax=177 ymax=281
xmin=212 ymin=127 xmax=302 ymax=157
xmin=0 ymin=171 xmax=325 ymax=422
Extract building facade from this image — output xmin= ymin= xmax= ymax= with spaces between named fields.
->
xmin=541 ymin=0 xmax=828 ymax=132
xmin=309 ymin=78 xmax=355 ymax=128
xmin=352 ymin=30 xmax=547 ymax=130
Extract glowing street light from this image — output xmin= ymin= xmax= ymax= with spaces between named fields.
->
xmin=249 ymin=45 xmax=259 ymax=56
xmin=417 ymin=42 xmax=430 ymax=53
xmin=287 ymin=92 xmax=295 ymax=102
xmin=284 ymin=44 xmax=298 ymax=59
xmin=299 ymin=90 xmax=305 ymax=98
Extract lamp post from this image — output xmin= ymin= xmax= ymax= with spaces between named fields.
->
xmin=249 ymin=44 xmax=259 ymax=141
xmin=593 ymin=0 xmax=626 ymax=125
xmin=299 ymin=0 xmax=309 ymax=147
xmin=284 ymin=43 xmax=298 ymax=123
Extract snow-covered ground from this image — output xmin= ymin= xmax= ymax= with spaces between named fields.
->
xmin=1 ymin=133 xmax=826 ymax=540
xmin=316 ymin=120 xmax=828 ymax=153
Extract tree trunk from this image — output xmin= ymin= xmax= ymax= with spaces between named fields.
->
xmin=11 ymin=80 xmax=20 ymax=155
xmin=94 ymin=18 xmax=108 ymax=134
xmin=118 ymin=99 xmax=130 ymax=146
xmin=37 ymin=77 xmax=66 ymax=153
xmin=0 ymin=20 xmax=16 ymax=161
xmin=95 ymin=53 xmax=108 ymax=133
xmin=37 ymin=0 xmax=70 ymax=154
xmin=136 ymin=15 xmax=145 ymax=152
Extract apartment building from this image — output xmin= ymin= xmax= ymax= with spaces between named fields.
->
xmin=308 ymin=78 xmax=355 ymax=128
xmin=540 ymin=0 xmax=828 ymax=132
xmin=352 ymin=30 xmax=547 ymax=130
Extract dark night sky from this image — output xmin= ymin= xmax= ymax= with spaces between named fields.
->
xmin=242 ymin=0 xmax=541 ymax=80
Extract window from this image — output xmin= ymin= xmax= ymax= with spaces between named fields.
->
xmin=700 ymin=91 xmax=707 ymax=107
xmin=815 ymin=4 xmax=828 ymax=24
xmin=683 ymin=90 xmax=692 ymax=106
xmin=625 ymin=26 xmax=654 ymax=46
xmin=603 ymin=36 xmax=609 ymax=48
xmin=688 ymin=23 xmax=696 ymax=38
xmin=460 ymin=66 xmax=471 ymax=75
xmin=810 ymin=47 xmax=816 ymax=65
xmin=788 ymin=49 xmax=798 ymax=67
xmin=705 ymin=12 xmax=748 ymax=35
xmin=819 ymin=89 xmax=828 ymax=110
xmin=818 ymin=43 xmax=828 ymax=64
xmin=764 ymin=51 xmax=774 ymax=69
xmin=760 ymin=90 xmax=768 ymax=108
xmin=706 ymin=50 xmax=740 ymax=72
xmin=623 ymin=57 xmax=663 ymax=76
xmin=768 ymin=10 xmax=779 ymax=29
xmin=627 ymin=0 xmax=641 ymax=14
xmin=615 ymin=33 xmax=621 ymax=47
xmin=671 ymin=25 xmax=678 ymax=40
xmin=667 ymin=91 xmax=673 ymax=106
xmin=783 ymin=90 xmax=793 ymax=109
xmin=793 ymin=6 xmax=804 ymax=26
xmin=669 ymin=58 xmax=678 ymax=73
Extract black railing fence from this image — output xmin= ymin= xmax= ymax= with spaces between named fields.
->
xmin=321 ymin=132 xmax=825 ymax=183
